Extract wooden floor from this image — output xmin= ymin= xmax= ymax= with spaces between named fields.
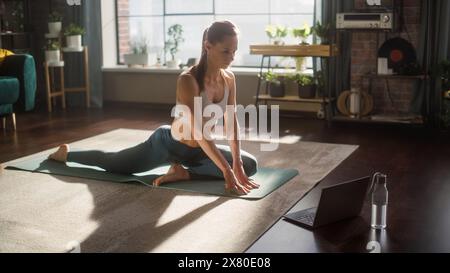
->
xmin=1 ymin=105 xmax=449 ymax=253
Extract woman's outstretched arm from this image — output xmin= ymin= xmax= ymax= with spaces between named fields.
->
xmin=223 ymin=70 xmax=259 ymax=189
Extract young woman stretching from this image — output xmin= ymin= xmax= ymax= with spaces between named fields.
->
xmin=49 ymin=21 xmax=259 ymax=195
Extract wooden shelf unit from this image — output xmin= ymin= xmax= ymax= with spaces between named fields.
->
xmin=255 ymin=94 xmax=334 ymax=103
xmin=44 ymin=46 xmax=90 ymax=112
xmin=0 ymin=0 xmax=33 ymax=53
xmin=331 ymin=11 xmax=430 ymax=125
xmin=333 ymin=114 xmax=424 ymax=125
xmin=361 ymin=73 xmax=428 ymax=80
xmin=250 ymin=44 xmax=338 ymax=120
xmin=249 ymin=44 xmax=339 ymax=57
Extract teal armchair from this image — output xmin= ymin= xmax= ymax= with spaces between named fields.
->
xmin=0 ymin=54 xmax=37 ymax=130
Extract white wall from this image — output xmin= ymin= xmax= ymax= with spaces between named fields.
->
xmin=102 ymin=70 xmax=321 ymax=113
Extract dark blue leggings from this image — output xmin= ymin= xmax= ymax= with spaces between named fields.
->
xmin=67 ymin=125 xmax=258 ymax=179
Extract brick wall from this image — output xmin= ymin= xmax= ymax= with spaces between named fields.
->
xmin=351 ymin=0 xmax=422 ymax=114
xmin=117 ymin=0 xmax=130 ymax=63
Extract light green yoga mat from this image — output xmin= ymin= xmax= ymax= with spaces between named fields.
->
xmin=6 ymin=154 xmax=298 ymax=200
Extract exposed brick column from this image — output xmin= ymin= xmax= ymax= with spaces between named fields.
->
xmin=351 ymin=0 xmax=421 ymax=115
xmin=117 ymin=0 xmax=130 ymax=63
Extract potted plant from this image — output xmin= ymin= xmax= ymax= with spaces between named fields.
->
xmin=48 ymin=11 xmax=62 ymax=35
xmin=44 ymin=40 xmax=61 ymax=64
xmin=312 ymin=21 xmax=330 ymax=45
xmin=260 ymin=71 xmax=285 ymax=97
xmin=292 ymin=23 xmax=311 ymax=45
xmin=124 ymin=37 xmax=156 ymax=67
xmin=291 ymin=24 xmax=311 ymax=71
xmin=292 ymin=73 xmax=316 ymax=98
xmin=265 ymin=24 xmax=288 ymax=45
xmin=64 ymin=23 xmax=85 ymax=49
xmin=165 ymin=24 xmax=184 ymax=68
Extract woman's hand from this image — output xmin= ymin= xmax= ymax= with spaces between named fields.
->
xmin=223 ymin=169 xmax=250 ymax=195
xmin=233 ymin=163 xmax=260 ymax=190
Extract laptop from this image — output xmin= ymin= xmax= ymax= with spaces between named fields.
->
xmin=283 ymin=176 xmax=371 ymax=229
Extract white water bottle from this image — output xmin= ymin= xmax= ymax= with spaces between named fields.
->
xmin=370 ymin=172 xmax=388 ymax=229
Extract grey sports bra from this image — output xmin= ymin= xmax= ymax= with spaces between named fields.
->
xmin=174 ymin=71 xmax=230 ymax=128
xmin=200 ymin=84 xmax=229 ymax=113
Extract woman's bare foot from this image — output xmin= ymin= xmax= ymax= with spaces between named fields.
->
xmin=153 ymin=164 xmax=190 ymax=186
xmin=48 ymin=144 xmax=70 ymax=162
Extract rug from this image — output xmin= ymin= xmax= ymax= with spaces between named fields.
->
xmin=0 ymin=128 xmax=358 ymax=253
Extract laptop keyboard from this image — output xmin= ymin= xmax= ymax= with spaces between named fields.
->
xmin=296 ymin=212 xmax=315 ymax=226
xmin=285 ymin=207 xmax=317 ymax=226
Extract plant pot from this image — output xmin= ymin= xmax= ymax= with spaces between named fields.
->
xmin=298 ymin=84 xmax=316 ymax=98
xmin=48 ymin=22 xmax=62 ymax=35
xmin=269 ymin=82 xmax=285 ymax=97
xmin=45 ymin=50 xmax=60 ymax=63
xmin=124 ymin=53 xmax=153 ymax=67
xmin=273 ymin=40 xmax=284 ymax=46
xmin=66 ymin=35 xmax=82 ymax=49
xmin=166 ymin=59 xmax=181 ymax=69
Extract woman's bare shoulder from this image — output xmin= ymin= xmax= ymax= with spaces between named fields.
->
xmin=222 ymin=68 xmax=235 ymax=80
xmin=179 ymin=68 xmax=195 ymax=80
xmin=177 ymin=69 xmax=199 ymax=97
xmin=178 ymin=67 xmax=196 ymax=83
xmin=222 ymin=69 xmax=235 ymax=91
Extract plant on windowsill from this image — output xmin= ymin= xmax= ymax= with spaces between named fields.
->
xmin=260 ymin=70 xmax=285 ymax=97
xmin=265 ymin=25 xmax=288 ymax=45
xmin=64 ymin=23 xmax=85 ymax=50
xmin=48 ymin=11 xmax=63 ymax=35
xmin=165 ymin=24 xmax=184 ymax=68
xmin=291 ymin=73 xmax=316 ymax=99
xmin=292 ymin=23 xmax=311 ymax=45
xmin=291 ymin=24 xmax=311 ymax=71
xmin=44 ymin=40 xmax=61 ymax=64
xmin=124 ymin=37 xmax=155 ymax=67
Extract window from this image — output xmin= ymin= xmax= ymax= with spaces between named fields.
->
xmin=116 ymin=0 xmax=318 ymax=67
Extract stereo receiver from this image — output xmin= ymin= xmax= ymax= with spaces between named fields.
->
xmin=336 ymin=13 xmax=394 ymax=30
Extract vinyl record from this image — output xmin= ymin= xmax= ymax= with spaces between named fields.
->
xmin=378 ymin=37 xmax=417 ymax=74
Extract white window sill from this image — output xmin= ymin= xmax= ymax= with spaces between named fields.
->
xmin=102 ymin=65 xmax=314 ymax=76
xmin=102 ymin=65 xmax=184 ymax=74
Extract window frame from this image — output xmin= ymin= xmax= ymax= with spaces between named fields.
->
xmin=115 ymin=0 xmax=318 ymax=68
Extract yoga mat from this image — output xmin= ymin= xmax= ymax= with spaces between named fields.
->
xmin=6 ymin=154 xmax=299 ymax=199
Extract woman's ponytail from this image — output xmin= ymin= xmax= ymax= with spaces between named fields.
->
xmin=194 ymin=28 xmax=209 ymax=91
